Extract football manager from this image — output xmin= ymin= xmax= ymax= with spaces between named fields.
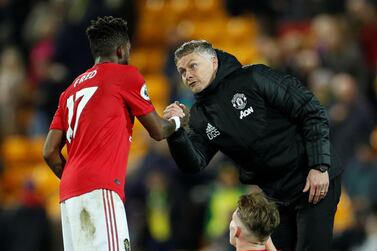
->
xmin=163 ymin=40 xmax=343 ymax=251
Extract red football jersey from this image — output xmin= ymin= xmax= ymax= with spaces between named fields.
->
xmin=50 ymin=62 xmax=155 ymax=202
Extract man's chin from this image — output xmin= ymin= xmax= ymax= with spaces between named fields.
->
xmin=192 ymin=87 xmax=203 ymax=94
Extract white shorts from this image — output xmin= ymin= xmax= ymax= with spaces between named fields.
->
xmin=60 ymin=189 xmax=131 ymax=251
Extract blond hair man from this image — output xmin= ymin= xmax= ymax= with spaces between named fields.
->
xmin=229 ymin=192 xmax=280 ymax=251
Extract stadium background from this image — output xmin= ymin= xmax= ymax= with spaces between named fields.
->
xmin=0 ymin=0 xmax=376 ymax=250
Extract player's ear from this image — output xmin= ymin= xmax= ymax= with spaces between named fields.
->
xmin=116 ymin=43 xmax=129 ymax=60
xmin=115 ymin=46 xmax=123 ymax=59
xmin=235 ymin=227 xmax=241 ymax=238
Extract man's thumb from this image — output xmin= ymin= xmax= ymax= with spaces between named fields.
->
xmin=179 ymin=103 xmax=185 ymax=108
xmin=303 ymin=180 xmax=310 ymax=192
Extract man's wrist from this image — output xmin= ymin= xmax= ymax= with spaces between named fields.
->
xmin=312 ymin=165 xmax=329 ymax=173
xmin=169 ymin=116 xmax=181 ymax=131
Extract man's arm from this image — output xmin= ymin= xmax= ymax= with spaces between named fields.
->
xmin=139 ymin=110 xmax=215 ymax=172
xmin=43 ymin=129 xmax=66 ymax=179
xmin=254 ymin=66 xmax=330 ymax=168
xmin=253 ymin=65 xmax=330 ymax=203
xmin=162 ymin=102 xmax=217 ymax=173
xmin=167 ymin=128 xmax=217 ymax=173
xmin=138 ymin=109 xmax=187 ymax=141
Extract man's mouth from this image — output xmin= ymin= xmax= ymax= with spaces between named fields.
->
xmin=189 ymin=81 xmax=197 ymax=87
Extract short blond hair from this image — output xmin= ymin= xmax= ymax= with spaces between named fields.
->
xmin=237 ymin=192 xmax=280 ymax=241
xmin=174 ymin=40 xmax=216 ymax=64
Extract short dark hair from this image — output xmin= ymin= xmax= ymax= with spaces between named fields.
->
xmin=174 ymin=40 xmax=216 ymax=64
xmin=237 ymin=192 xmax=280 ymax=241
xmin=86 ymin=16 xmax=129 ymax=58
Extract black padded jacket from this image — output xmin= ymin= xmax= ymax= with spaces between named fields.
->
xmin=167 ymin=50 xmax=343 ymax=205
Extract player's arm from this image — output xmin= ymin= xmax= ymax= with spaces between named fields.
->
xmin=43 ymin=129 xmax=66 ymax=179
xmin=137 ymin=111 xmax=186 ymax=141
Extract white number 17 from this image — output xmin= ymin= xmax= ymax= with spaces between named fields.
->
xmin=66 ymin=87 xmax=98 ymax=143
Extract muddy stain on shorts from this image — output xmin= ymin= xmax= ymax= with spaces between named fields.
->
xmin=80 ymin=208 xmax=96 ymax=238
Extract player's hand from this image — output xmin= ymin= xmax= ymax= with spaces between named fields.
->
xmin=303 ymin=168 xmax=329 ymax=204
xmin=163 ymin=102 xmax=185 ymax=119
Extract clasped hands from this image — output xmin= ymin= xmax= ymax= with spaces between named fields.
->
xmin=164 ymin=101 xmax=190 ymax=128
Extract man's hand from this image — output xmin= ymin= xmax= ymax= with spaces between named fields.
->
xmin=163 ymin=102 xmax=185 ymax=119
xmin=163 ymin=101 xmax=190 ymax=128
xmin=303 ymin=168 xmax=329 ymax=204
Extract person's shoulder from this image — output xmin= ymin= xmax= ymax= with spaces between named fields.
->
xmin=242 ymin=63 xmax=276 ymax=75
xmin=243 ymin=64 xmax=289 ymax=84
xmin=120 ymin=64 xmax=144 ymax=79
xmin=103 ymin=64 xmax=145 ymax=84
xmin=103 ymin=63 xmax=140 ymax=74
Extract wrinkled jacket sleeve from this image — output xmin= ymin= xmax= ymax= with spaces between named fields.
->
xmin=167 ymin=127 xmax=217 ymax=173
xmin=255 ymin=65 xmax=331 ymax=168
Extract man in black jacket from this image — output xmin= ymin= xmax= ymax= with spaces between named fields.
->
xmin=163 ymin=40 xmax=343 ymax=251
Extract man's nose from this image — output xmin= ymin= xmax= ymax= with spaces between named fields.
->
xmin=186 ymin=74 xmax=192 ymax=80
xmin=186 ymin=69 xmax=194 ymax=79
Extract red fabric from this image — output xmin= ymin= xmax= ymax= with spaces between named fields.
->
xmin=50 ymin=62 xmax=155 ymax=202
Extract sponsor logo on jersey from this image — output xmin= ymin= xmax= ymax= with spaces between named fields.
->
xmin=206 ymin=123 xmax=220 ymax=140
xmin=140 ymin=83 xmax=150 ymax=101
xmin=231 ymin=93 xmax=247 ymax=110
xmin=240 ymin=106 xmax=254 ymax=119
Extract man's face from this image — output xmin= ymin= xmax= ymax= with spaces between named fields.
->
xmin=229 ymin=209 xmax=239 ymax=247
xmin=176 ymin=52 xmax=218 ymax=94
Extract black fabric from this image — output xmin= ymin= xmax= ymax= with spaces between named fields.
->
xmin=272 ymin=175 xmax=342 ymax=251
xmin=167 ymin=50 xmax=343 ymax=205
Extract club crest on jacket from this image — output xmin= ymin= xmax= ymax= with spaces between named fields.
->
xmin=231 ymin=93 xmax=247 ymax=110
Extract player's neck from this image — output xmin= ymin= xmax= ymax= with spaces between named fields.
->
xmin=94 ymin=56 xmax=119 ymax=65
xmin=236 ymin=239 xmax=266 ymax=251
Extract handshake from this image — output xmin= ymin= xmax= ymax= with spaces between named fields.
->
xmin=163 ymin=101 xmax=190 ymax=131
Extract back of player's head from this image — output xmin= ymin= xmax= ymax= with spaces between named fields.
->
xmin=237 ymin=192 xmax=280 ymax=242
xmin=174 ymin=40 xmax=217 ymax=64
xmin=86 ymin=16 xmax=129 ymax=58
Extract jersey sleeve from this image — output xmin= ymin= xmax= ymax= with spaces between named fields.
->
xmin=49 ymin=91 xmax=65 ymax=131
xmin=121 ymin=67 xmax=155 ymax=117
